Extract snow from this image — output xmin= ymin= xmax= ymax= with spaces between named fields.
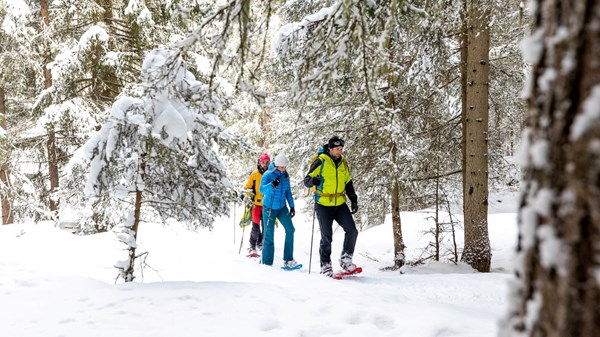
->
xmin=0 ymin=193 xmax=519 ymax=337
xmin=271 ymin=3 xmax=340 ymax=52
xmin=79 ymin=25 xmax=109 ymax=49
xmin=0 ymin=0 xmax=30 ymax=35
xmin=528 ymin=139 xmax=550 ymax=169
xmin=571 ymin=85 xmax=600 ymax=140
xmin=520 ymin=29 xmax=543 ymax=65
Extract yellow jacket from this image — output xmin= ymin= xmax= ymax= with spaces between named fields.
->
xmin=244 ymin=168 xmax=266 ymax=206
xmin=307 ymin=153 xmax=352 ymax=206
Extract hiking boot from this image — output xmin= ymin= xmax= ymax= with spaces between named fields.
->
xmin=320 ymin=263 xmax=333 ymax=277
xmin=247 ymin=247 xmax=257 ymax=255
xmin=284 ymin=260 xmax=298 ymax=268
xmin=339 ymin=253 xmax=357 ymax=272
xmin=257 ymin=244 xmax=263 ymax=252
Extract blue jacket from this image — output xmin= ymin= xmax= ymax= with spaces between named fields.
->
xmin=260 ymin=165 xmax=295 ymax=210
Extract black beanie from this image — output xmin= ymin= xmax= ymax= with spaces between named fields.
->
xmin=328 ymin=136 xmax=345 ymax=149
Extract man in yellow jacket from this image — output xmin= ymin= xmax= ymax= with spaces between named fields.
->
xmin=303 ymin=136 xmax=359 ymax=277
xmin=244 ymin=153 xmax=271 ymax=255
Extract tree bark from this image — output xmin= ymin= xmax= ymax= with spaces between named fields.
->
xmin=461 ymin=0 xmax=491 ymax=272
xmin=502 ymin=1 xmax=600 ymax=336
xmin=41 ymin=0 xmax=59 ymax=217
xmin=386 ymin=47 xmax=405 ymax=268
xmin=0 ymin=87 xmax=13 ymax=224
xmin=392 ymin=178 xmax=405 ymax=268
xmin=123 ymin=153 xmax=145 ymax=282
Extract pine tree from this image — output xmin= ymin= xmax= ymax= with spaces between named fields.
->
xmin=86 ymin=49 xmax=235 ymax=281
xmin=0 ymin=0 xmax=42 ymax=223
xmin=461 ymin=0 xmax=491 ymax=272
xmin=269 ymin=0 xmax=464 ymax=267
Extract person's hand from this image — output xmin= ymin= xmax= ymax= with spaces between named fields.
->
xmin=311 ymin=176 xmax=322 ymax=186
xmin=350 ymin=202 xmax=358 ymax=214
xmin=290 ymin=207 xmax=295 ymax=218
xmin=272 ymin=178 xmax=280 ymax=187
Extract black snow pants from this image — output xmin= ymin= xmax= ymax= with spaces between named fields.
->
xmin=316 ymin=203 xmax=358 ymax=267
xmin=249 ymin=221 xmax=263 ymax=249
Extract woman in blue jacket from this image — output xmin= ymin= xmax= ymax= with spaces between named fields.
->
xmin=260 ymin=154 xmax=299 ymax=268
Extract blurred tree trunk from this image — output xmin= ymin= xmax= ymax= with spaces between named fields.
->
xmin=0 ymin=87 xmax=13 ymax=224
xmin=41 ymin=0 xmax=59 ymax=217
xmin=461 ymin=0 xmax=491 ymax=272
xmin=502 ymin=1 xmax=600 ymax=336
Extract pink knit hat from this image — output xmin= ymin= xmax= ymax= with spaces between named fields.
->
xmin=259 ymin=153 xmax=271 ymax=162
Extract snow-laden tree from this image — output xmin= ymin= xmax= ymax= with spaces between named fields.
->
xmin=85 ymin=49 xmax=235 ymax=281
xmin=267 ymin=0 xmax=524 ymax=268
xmin=4 ymin=0 xmax=223 ymax=224
xmin=268 ymin=0 xmax=465 ymax=268
xmin=501 ymin=0 xmax=600 ymax=335
xmin=0 ymin=0 xmax=51 ymax=223
xmin=50 ymin=0 xmax=218 ymax=223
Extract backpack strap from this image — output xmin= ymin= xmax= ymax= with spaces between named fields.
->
xmin=309 ymin=154 xmax=327 ymax=196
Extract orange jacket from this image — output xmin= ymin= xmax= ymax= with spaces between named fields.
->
xmin=244 ymin=168 xmax=266 ymax=207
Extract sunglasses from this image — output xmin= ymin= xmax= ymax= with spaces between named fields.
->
xmin=330 ymin=139 xmax=345 ymax=147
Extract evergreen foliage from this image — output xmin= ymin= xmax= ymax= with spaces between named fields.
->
xmin=0 ymin=0 xmax=525 ymax=270
xmin=84 ymin=49 xmax=235 ymax=231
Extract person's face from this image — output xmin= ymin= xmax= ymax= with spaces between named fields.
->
xmin=260 ymin=160 xmax=270 ymax=170
xmin=276 ymin=166 xmax=286 ymax=172
xmin=330 ymin=146 xmax=343 ymax=159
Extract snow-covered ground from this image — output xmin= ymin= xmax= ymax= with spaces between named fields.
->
xmin=0 ymin=192 xmax=519 ymax=337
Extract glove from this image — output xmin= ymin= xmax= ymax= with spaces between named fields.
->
xmin=350 ymin=202 xmax=358 ymax=214
xmin=311 ymin=176 xmax=322 ymax=186
xmin=272 ymin=178 xmax=280 ymax=187
xmin=290 ymin=207 xmax=295 ymax=218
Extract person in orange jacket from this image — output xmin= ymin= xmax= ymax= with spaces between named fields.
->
xmin=243 ymin=153 xmax=271 ymax=254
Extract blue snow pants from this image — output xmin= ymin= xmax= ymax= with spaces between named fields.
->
xmin=261 ymin=206 xmax=295 ymax=265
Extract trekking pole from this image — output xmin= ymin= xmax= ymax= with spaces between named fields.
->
xmin=238 ymin=223 xmax=245 ymax=254
xmin=233 ymin=201 xmax=236 ymax=244
xmin=308 ymin=198 xmax=316 ymax=274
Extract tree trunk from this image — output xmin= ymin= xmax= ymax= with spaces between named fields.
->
xmin=435 ymin=174 xmax=440 ymax=261
xmin=461 ymin=0 xmax=491 ymax=272
xmin=392 ymin=179 xmax=405 ymax=269
xmin=460 ymin=0 xmax=468 ymax=198
xmin=0 ymin=87 xmax=13 ymax=224
xmin=122 ymin=153 xmax=145 ymax=282
xmin=502 ymin=1 xmax=600 ymax=336
xmin=41 ymin=0 xmax=59 ymax=217
xmin=386 ymin=47 xmax=405 ymax=268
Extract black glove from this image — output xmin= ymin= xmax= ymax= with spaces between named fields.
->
xmin=311 ymin=176 xmax=322 ymax=186
xmin=272 ymin=178 xmax=280 ymax=187
xmin=290 ymin=207 xmax=295 ymax=218
xmin=350 ymin=202 xmax=358 ymax=214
